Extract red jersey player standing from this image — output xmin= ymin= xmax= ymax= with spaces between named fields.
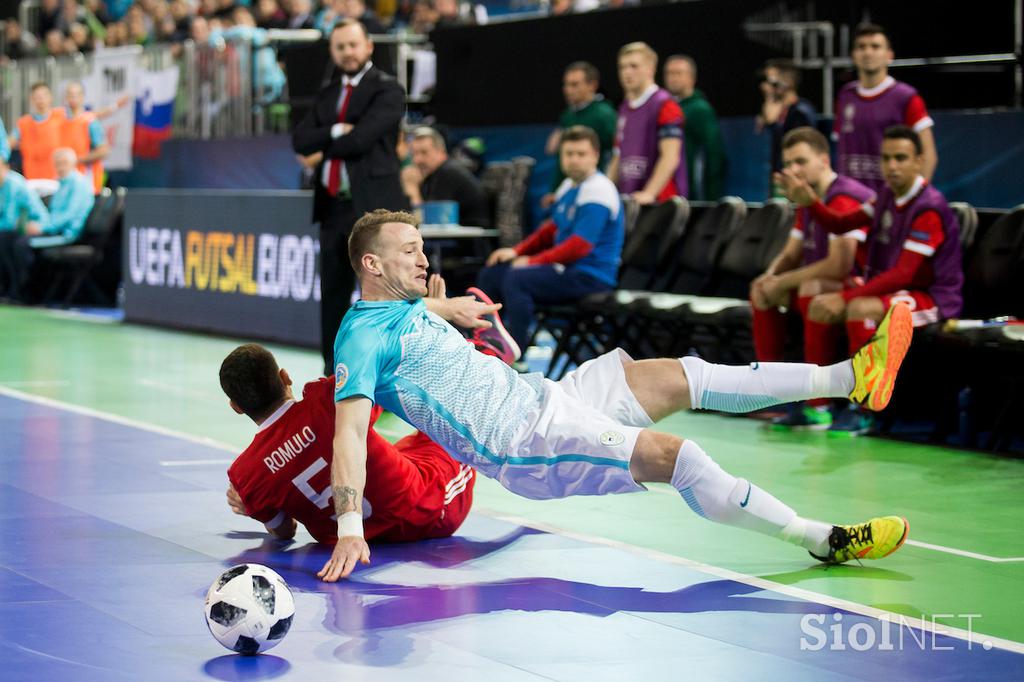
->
xmin=777 ymin=125 xmax=962 ymax=435
xmin=834 ymin=23 xmax=937 ymax=195
xmin=220 ymin=343 xmax=475 ymax=544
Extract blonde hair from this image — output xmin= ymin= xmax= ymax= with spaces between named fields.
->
xmin=348 ymin=208 xmax=419 ymax=271
xmin=618 ymin=41 xmax=658 ymax=68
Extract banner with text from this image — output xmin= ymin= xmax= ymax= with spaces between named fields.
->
xmin=85 ymin=46 xmax=138 ymax=170
xmin=123 ymin=190 xmax=320 ymax=346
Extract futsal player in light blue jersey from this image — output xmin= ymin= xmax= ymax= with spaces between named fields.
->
xmin=319 ymin=209 xmax=915 ymax=581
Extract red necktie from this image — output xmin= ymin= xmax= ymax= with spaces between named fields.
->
xmin=327 ymin=83 xmax=354 ymax=197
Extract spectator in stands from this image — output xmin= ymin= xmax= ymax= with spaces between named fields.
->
xmin=105 ymin=21 xmax=130 ymax=47
xmin=408 ymin=0 xmax=439 ymax=34
xmin=127 ymin=5 xmax=154 ymax=44
xmin=190 ymin=15 xmax=211 ymax=43
xmin=0 ymin=157 xmax=50 ymax=300
xmin=549 ymin=0 xmax=572 ymax=16
xmin=400 ymin=127 xmax=489 ymax=226
xmin=756 ymin=58 xmax=817 ymax=198
xmin=319 ymin=0 xmax=386 ymax=34
xmin=477 ymin=126 xmax=624 ymax=360
xmin=10 ymin=83 xmax=67 ymax=183
xmin=315 ymin=0 xmax=346 ymax=32
xmin=44 ymin=29 xmax=67 ymax=56
xmin=285 ymin=0 xmax=316 ymax=29
xmin=542 ymin=61 xmax=617 ymax=207
xmin=434 ymin=0 xmax=471 ymax=28
xmin=777 ymin=125 xmax=961 ymax=435
xmin=607 ymin=41 xmax=686 ymax=204
xmin=82 ymin=0 xmax=112 ymax=28
xmin=835 ymin=23 xmax=937 ymax=194
xmin=39 ymin=0 xmax=62 ymax=37
xmin=344 ymin=0 xmax=387 ymax=35
xmin=292 ymin=19 xmax=408 ymax=375
xmin=57 ymin=0 xmax=90 ymax=33
xmin=107 ymin=0 xmax=134 ymax=21
xmin=213 ymin=7 xmax=288 ymax=103
xmin=663 ymin=54 xmax=726 ymax=201
xmin=212 ymin=0 xmax=240 ymax=21
xmin=63 ymin=81 xmax=114 ymax=195
xmin=66 ymin=22 xmax=94 ymax=52
xmin=750 ymin=127 xmax=875 ymax=431
xmin=2 ymin=20 xmax=39 ymax=63
xmin=254 ymin=0 xmax=289 ymax=29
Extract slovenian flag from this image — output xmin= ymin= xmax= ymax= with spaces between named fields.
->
xmin=133 ymin=67 xmax=179 ymax=159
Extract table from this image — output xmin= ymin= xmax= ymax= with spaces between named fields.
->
xmin=419 ymin=225 xmax=499 ymax=273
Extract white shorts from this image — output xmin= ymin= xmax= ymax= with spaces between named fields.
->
xmin=495 ymin=350 xmax=653 ymax=500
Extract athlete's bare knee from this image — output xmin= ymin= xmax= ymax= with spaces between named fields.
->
xmin=625 ymin=359 xmax=691 ymax=421
xmin=629 ymin=430 xmax=681 ymax=483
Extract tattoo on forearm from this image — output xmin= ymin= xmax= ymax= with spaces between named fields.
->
xmin=333 ymin=485 xmax=358 ymax=514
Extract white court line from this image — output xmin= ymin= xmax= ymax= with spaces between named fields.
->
xmin=159 ymin=459 xmax=234 ymax=467
xmin=0 ymin=380 xmax=71 ymax=388
xmin=0 ymin=385 xmax=238 ymax=454
xmin=905 ymin=539 xmax=1024 ymax=563
xmin=475 ymin=507 xmax=1024 ymax=656
xmin=40 ymin=308 xmax=118 ymax=324
xmin=2 ymin=383 xmax=1024 ymax=654
xmin=644 ymin=484 xmax=1024 ymax=564
xmin=136 ymin=378 xmax=226 ymax=405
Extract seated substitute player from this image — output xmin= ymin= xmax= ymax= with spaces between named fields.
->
xmin=776 ymin=125 xmax=962 ymax=435
xmin=318 ymin=208 xmax=915 ymax=581
xmin=222 ymin=337 xmax=486 ymax=544
xmin=750 ymin=127 xmax=875 ymax=430
xmin=477 ymin=126 xmax=624 ymax=361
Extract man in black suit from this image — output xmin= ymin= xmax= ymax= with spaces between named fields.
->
xmin=293 ymin=18 xmax=408 ymax=375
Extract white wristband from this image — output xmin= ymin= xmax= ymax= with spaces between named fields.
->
xmin=337 ymin=511 xmax=363 ymax=538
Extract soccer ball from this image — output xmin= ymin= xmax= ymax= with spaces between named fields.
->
xmin=204 ymin=564 xmax=295 ymax=655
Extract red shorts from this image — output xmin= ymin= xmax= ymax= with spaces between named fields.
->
xmin=878 ymin=290 xmax=939 ymax=327
xmin=363 ymin=430 xmax=474 ymax=543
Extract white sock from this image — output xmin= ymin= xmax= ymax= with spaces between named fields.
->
xmin=680 ymin=356 xmax=854 ymax=413
xmin=671 ymin=440 xmax=833 ymax=553
xmin=779 ymin=517 xmax=834 ymax=556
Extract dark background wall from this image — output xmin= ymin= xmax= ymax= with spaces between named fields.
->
xmin=430 ymin=0 xmax=1020 ymax=125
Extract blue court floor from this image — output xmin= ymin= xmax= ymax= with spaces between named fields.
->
xmin=2 ymin=388 xmax=1022 ymax=681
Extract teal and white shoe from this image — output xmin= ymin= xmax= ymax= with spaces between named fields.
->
xmin=827 ymin=404 xmax=873 ymax=437
xmin=770 ymin=403 xmax=833 ymax=431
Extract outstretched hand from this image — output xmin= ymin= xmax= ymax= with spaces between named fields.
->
xmin=318 ymin=536 xmax=371 ymax=582
xmin=446 ymin=296 xmax=499 ymax=330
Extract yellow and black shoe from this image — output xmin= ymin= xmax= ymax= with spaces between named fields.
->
xmin=810 ymin=516 xmax=909 ymax=564
xmin=850 ymin=303 xmax=913 ymax=412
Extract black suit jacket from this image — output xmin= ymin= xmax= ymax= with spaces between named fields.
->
xmin=292 ymin=66 xmax=408 ymax=224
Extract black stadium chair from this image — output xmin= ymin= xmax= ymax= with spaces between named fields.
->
xmin=533 ymin=197 xmax=690 ymax=377
xmin=950 ymin=201 xmax=979 ymax=251
xmin=907 ymin=204 xmax=1024 ymax=449
xmin=38 ymin=187 xmax=125 ymax=305
xmin=631 ymin=200 xmax=792 ymax=362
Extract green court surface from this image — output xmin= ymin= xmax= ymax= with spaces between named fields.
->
xmin=2 ymin=304 xmax=1022 ymax=646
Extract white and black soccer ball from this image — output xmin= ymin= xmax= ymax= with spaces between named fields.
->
xmin=204 ymin=564 xmax=295 ymax=655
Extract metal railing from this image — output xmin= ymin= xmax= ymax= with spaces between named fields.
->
xmin=1 ymin=30 xmax=435 ymax=140
xmin=744 ymin=6 xmax=1023 ymax=114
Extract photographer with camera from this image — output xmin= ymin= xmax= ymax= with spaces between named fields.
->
xmin=756 ymin=59 xmax=818 ymax=198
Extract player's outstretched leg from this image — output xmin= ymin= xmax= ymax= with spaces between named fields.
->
xmin=623 ymin=303 xmax=913 ymax=422
xmin=629 ymin=430 xmax=909 ymax=564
